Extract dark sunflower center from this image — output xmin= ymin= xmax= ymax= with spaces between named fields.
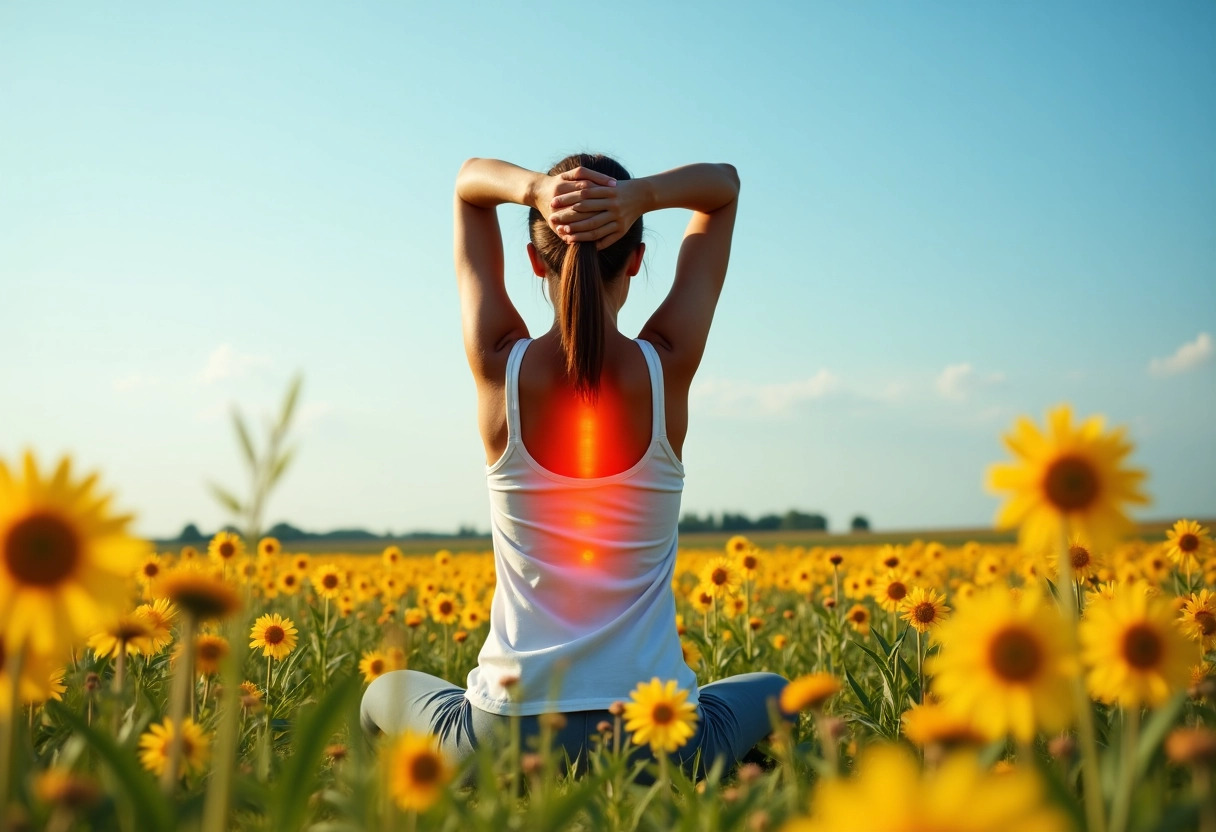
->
xmin=884 ymin=556 xmax=900 ymax=568
xmin=698 ymin=592 xmax=712 ymax=605
xmin=887 ymin=582 xmax=907 ymax=601
xmin=181 ymin=736 xmax=193 ymax=756
xmin=1179 ymin=533 xmax=1199 ymax=553
xmin=265 ymin=625 xmax=285 ymax=644
xmin=829 ymin=554 xmax=843 ymax=565
xmin=913 ymin=603 xmax=937 ymax=624
xmin=652 ymin=703 xmax=675 ymax=725
xmin=322 ymin=574 xmax=338 ymax=589
xmin=219 ymin=542 xmax=235 ymax=559
xmin=850 ymin=609 xmax=867 ymax=623
xmin=143 ymin=563 xmax=159 ymax=577
xmin=370 ymin=659 xmax=384 ymax=674
xmin=116 ymin=621 xmax=148 ymax=641
xmin=711 ymin=568 xmax=728 ymax=586
xmin=1069 ymin=546 xmax=1091 ymax=570
xmin=1043 ymin=455 xmax=1100 ymax=512
xmin=438 ymin=601 xmax=453 ymax=615
xmin=988 ymin=626 xmax=1043 ymax=682
xmin=742 ymin=555 xmax=757 ymax=570
xmin=1196 ymin=611 xmax=1216 ymax=637
xmin=1122 ymin=624 xmax=1163 ymax=670
xmin=284 ymin=575 xmax=296 ymax=586
xmin=199 ymin=642 xmax=221 ymax=661
xmin=409 ymin=753 xmax=441 ymax=783
xmin=5 ymin=512 xmax=80 ymax=588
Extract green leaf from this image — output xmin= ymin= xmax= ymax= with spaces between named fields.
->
xmin=1135 ymin=692 xmax=1186 ymax=779
xmin=269 ymin=446 xmax=296 ymax=487
xmin=232 ymin=408 xmax=258 ymax=468
xmin=208 ymin=482 xmax=244 ymax=516
xmin=849 ymin=640 xmax=896 ymax=692
xmin=45 ymin=700 xmax=175 ymax=832
xmin=843 ymin=667 xmax=877 ymax=720
xmin=278 ymin=374 xmax=303 ymax=435
xmin=269 ymin=673 xmax=362 ymax=832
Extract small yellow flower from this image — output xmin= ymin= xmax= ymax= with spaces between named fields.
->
xmin=207 ymin=531 xmax=245 ymax=565
xmin=249 ymin=613 xmax=299 ymax=661
xmin=385 ymin=730 xmax=452 ymax=812
xmin=137 ymin=717 xmax=211 ymax=779
xmin=623 ymin=678 xmax=699 ymax=754
xmin=899 ymin=587 xmax=951 ymax=634
xmin=780 ymin=673 xmax=841 ymax=713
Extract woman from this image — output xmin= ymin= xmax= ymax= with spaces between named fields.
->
xmin=360 ymin=153 xmax=795 ymax=780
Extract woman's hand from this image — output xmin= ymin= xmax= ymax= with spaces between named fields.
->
xmin=545 ymin=167 xmax=643 ymax=250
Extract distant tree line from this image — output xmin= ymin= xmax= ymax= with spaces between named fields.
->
xmin=677 ymin=510 xmax=870 ymax=534
xmin=171 ymin=512 xmax=870 ymax=544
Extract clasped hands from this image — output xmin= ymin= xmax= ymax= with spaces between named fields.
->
xmin=537 ymin=167 xmax=640 ymax=251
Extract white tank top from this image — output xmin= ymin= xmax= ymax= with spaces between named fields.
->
xmin=465 ymin=337 xmax=698 ymax=715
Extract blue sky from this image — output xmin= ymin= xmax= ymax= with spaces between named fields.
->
xmin=2 ymin=2 xmax=1213 ymax=539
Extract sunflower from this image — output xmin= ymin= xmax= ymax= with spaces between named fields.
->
xmin=700 ymin=557 xmax=741 ymax=600
xmin=86 ymin=609 xmax=155 ymax=659
xmin=1052 ymin=538 xmax=1100 ymax=581
xmin=623 ymin=677 xmax=699 ymax=754
xmin=137 ymin=716 xmax=211 ymax=778
xmin=900 ymin=587 xmax=951 ymax=634
xmin=136 ymin=553 xmax=164 ymax=591
xmin=460 ymin=602 xmax=486 ymax=630
xmin=132 ymin=598 xmax=176 ymax=653
xmin=249 ymin=613 xmax=298 ymax=661
xmin=780 ymin=673 xmax=841 ymax=713
xmin=901 ymin=701 xmax=986 ymax=749
xmin=0 ymin=452 xmax=147 ymax=657
xmin=737 ymin=546 xmax=760 ymax=574
xmin=927 ymin=587 xmax=1076 ymax=742
xmin=158 ymin=565 xmax=242 ymax=622
xmin=429 ymin=592 xmax=459 ymax=626
xmin=385 ymin=730 xmax=452 ymax=812
xmin=781 ymin=744 xmax=1070 ymax=832
xmin=1166 ymin=519 xmax=1212 ymax=567
xmin=257 ymin=537 xmax=281 ymax=558
xmin=207 ymin=531 xmax=245 ymax=566
xmin=688 ymin=584 xmax=715 ymax=615
xmin=725 ymin=535 xmax=752 ymax=558
xmin=986 ymin=404 xmax=1149 ymax=555
xmin=382 ymin=545 xmax=403 ymax=569
xmin=359 ymin=649 xmax=392 ymax=683
xmin=873 ymin=569 xmax=912 ymax=613
xmin=276 ymin=570 xmax=302 ymax=596
xmin=1178 ymin=590 xmax=1216 ymax=650
xmin=845 ymin=603 xmax=871 ymax=636
xmin=403 ymin=608 xmax=425 ymax=628
xmin=312 ymin=563 xmax=344 ymax=599
xmin=193 ymin=633 xmax=229 ymax=676
xmin=1080 ymin=585 xmax=1192 ymax=707
xmin=0 ymin=639 xmax=69 ymax=716
xmin=681 ymin=640 xmax=703 ymax=668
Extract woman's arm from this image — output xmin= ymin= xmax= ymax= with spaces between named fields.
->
xmin=548 ymin=163 xmax=741 ymax=379
xmin=454 ymin=159 xmax=620 ymax=383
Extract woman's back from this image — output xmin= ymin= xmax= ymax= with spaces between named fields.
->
xmin=467 ymin=335 xmax=695 ymax=714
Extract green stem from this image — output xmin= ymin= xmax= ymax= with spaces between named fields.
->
xmin=0 ymin=640 xmax=28 ymax=818
xmin=1060 ymin=526 xmax=1107 ymax=832
xmin=1109 ymin=707 xmax=1141 ymax=832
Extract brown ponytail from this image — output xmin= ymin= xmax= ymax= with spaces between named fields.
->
xmin=558 ymin=241 xmax=605 ymax=402
xmin=528 ymin=153 xmax=643 ymax=404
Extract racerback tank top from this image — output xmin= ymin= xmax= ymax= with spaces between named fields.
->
xmin=465 ymin=337 xmax=698 ymax=715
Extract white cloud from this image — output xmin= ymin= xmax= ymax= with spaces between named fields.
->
xmin=197 ymin=344 xmax=272 ymax=384
xmin=935 ymin=363 xmax=973 ymax=401
xmin=112 ymin=373 xmax=158 ymax=392
xmin=935 ymin=363 xmax=1004 ymax=401
xmin=691 ymin=370 xmax=839 ymax=417
xmin=1149 ymin=332 xmax=1212 ymax=377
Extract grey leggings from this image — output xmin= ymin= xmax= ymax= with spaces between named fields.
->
xmin=359 ymin=670 xmax=796 ymax=782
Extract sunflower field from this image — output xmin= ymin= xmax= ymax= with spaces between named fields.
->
xmin=2 ymin=403 xmax=1215 ymax=832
